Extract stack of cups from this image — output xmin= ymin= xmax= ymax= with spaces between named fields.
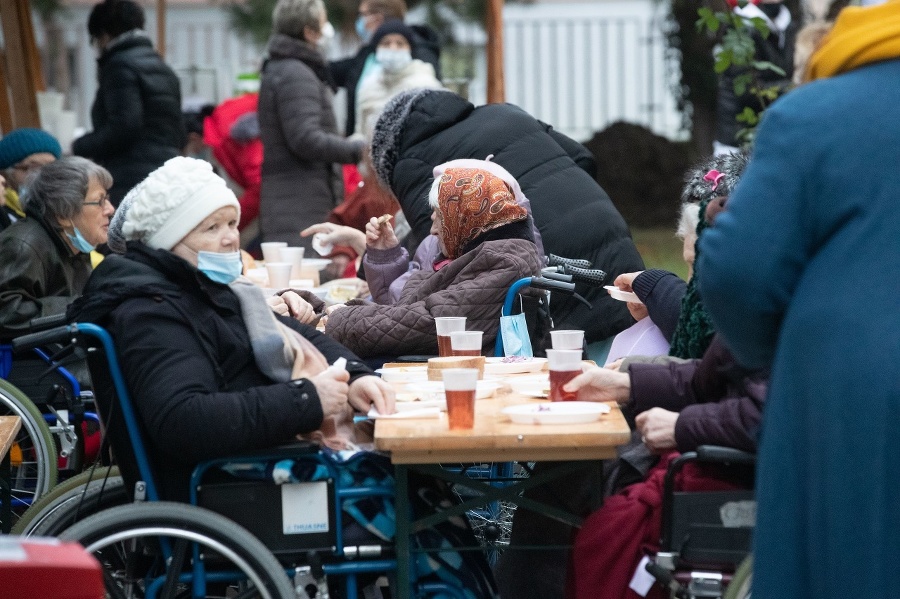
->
xmin=260 ymin=241 xmax=286 ymax=263
xmin=279 ymin=247 xmax=305 ymax=279
xmin=434 ymin=317 xmax=466 ymax=357
xmin=442 ymin=368 xmax=478 ymax=430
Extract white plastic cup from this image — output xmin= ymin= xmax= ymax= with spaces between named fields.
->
xmin=279 ymin=247 xmax=305 ymax=278
xmin=442 ymin=368 xmax=478 ymax=430
xmin=265 ymin=262 xmax=292 ymax=289
xmin=435 ymin=317 xmax=467 ymax=357
xmin=449 ymin=330 xmax=483 ymax=357
xmin=550 ymin=330 xmax=585 ymax=350
xmin=546 ymin=349 xmax=583 ymax=402
xmin=260 ymin=241 xmax=287 ymax=263
xmin=434 ymin=317 xmax=467 ymax=335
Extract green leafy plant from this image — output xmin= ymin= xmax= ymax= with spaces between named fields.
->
xmin=696 ymin=1 xmax=786 ymax=146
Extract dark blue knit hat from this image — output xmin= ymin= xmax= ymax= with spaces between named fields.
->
xmin=371 ymin=19 xmax=415 ymax=49
xmin=0 ymin=128 xmax=63 ymax=170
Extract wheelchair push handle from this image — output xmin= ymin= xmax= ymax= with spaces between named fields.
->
xmin=547 ymin=253 xmax=592 ymax=270
xmin=561 ymin=264 xmax=607 ymax=287
xmin=29 ymin=313 xmax=69 ymax=332
xmin=12 ymin=324 xmax=77 ymax=353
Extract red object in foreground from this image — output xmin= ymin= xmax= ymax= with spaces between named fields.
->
xmin=0 ymin=537 xmax=104 ymax=598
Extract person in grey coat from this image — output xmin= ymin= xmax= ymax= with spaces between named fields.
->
xmin=258 ymin=0 xmax=365 ymax=251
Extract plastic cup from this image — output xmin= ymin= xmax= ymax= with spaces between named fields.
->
xmin=435 ymin=317 xmax=466 ymax=357
xmin=260 ymin=241 xmax=287 ymax=263
xmin=450 ymin=331 xmax=483 ymax=357
xmin=546 ymin=349 xmax=583 ymax=402
xmin=442 ymin=368 xmax=478 ymax=430
xmin=279 ymin=247 xmax=305 ymax=278
xmin=550 ymin=330 xmax=585 ymax=351
xmin=265 ymin=262 xmax=293 ymax=289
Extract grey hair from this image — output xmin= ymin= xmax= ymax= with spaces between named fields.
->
xmin=21 ymin=156 xmax=113 ymax=222
xmin=272 ymin=0 xmax=325 ymax=38
xmin=676 ymin=202 xmax=700 ymax=240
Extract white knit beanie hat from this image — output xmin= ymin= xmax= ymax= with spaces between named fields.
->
xmin=108 ymin=157 xmax=240 ymax=253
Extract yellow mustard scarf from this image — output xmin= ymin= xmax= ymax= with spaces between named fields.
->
xmin=807 ymin=0 xmax=900 ymax=81
xmin=4 ymin=188 xmax=25 ymax=218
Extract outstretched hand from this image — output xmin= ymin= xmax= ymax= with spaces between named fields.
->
xmin=300 ymin=223 xmax=367 ymax=255
xmin=563 ymin=365 xmax=631 ymax=405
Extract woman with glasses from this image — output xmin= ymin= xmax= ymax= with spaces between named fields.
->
xmin=0 ymin=157 xmax=114 ymax=338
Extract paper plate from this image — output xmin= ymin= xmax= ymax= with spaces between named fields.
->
xmin=603 ymin=286 xmax=643 ymax=305
xmin=406 ymin=380 xmax=501 ymax=400
xmin=502 ymin=401 xmax=610 ymax=425
xmin=509 ymin=376 xmax=550 ymax=398
xmin=484 ymin=357 xmax=548 ymax=375
xmin=392 ymin=397 xmax=446 ymax=411
xmin=376 ymin=366 xmax=429 ymax=384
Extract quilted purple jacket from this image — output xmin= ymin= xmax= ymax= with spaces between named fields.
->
xmin=325 ymin=237 xmax=543 ymax=358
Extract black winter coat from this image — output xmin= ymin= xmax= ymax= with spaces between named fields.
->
xmin=68 ymin=243 xmax=374 ymax=501
xmin=72 ymin=34 xmax=184 ymax=205
xmin=376 ymin=92 xmax=644 ymax=343
xmin=625 ymin=335 xmax=768 ymax=453
xmin=330 ymin=24 xmax=441 ymax=136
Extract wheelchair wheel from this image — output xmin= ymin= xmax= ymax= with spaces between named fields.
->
xmin=724 ymin=555 xmax=752 ymax=599
xmin=59 ymin=502 xmax=297 ymax=599
xmin=0 ymin=379 xmax=58 ymax=520
xmin=12 ymin=466 xmax=125 ymax=536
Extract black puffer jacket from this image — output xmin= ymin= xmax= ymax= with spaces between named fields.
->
xmin=0 ymin=207 xmax=91 ymax=338
xmin=68 ymin=243 xmax=374 ymax=501
xmin=370 ymin=90 xmax=645 ymax=343
xmin=330 ymin=24 xmax=441 ymax=136
xmin=72 ymin=33 xmax=183 ymax=205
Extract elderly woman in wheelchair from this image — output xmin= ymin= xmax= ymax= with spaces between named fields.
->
xmin=564 ymin=334 xmax=766 ymax=599
xmin=60 ymin=156 xmax=498 ymax=598
xmin=68 ymin=156 xmax=395 ymax=501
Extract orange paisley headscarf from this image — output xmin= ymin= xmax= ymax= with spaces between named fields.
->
xmin=436 ymin=167 xmax=528 ymax=260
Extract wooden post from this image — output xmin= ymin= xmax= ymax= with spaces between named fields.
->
xmin=0 ymin=52 xmax=13 ymax=133
xmin=485 ymin=0 xmax=505 ymax=104
xmin=156 ymin=0 xmax=166 ymax=59
xmin=0 ymin=0 xmax=45 ymax=129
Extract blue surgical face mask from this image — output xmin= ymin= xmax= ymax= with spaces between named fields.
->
xmin=197 ymin=250 xmax=243 ymax=284
xmin=356 ymin=16 xmax=371 ymax=42
xmin=376 ymin=47 xmax=412 ymax=73
xmin=66 ymin=227 xmax=96 ymax=253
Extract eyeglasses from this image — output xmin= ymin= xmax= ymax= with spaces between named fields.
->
xmin=83 ymin=193 xmax=112 ymax=208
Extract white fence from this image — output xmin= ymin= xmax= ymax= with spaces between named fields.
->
xmin=25 ymin=1 xmax=685 ymax=144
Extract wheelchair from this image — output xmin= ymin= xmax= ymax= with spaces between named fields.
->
xmin=1 ymin=314 xmax=103 ymax=525
xmin=647 ymin=446 xmax=756 ymax=599
xmin=13 ymin=322 xmax=493 ymax=598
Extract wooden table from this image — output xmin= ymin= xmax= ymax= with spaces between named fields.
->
xmin=373 ymin=370 xmax=631 ymax=599
xmin=0 ymin=415 xmax=22 ymax=533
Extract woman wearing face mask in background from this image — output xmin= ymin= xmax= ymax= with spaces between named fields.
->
xmin=258 ymin=0 xmax=365 ymax=252
xmin=0 ymin=157 xmax=114 ymax=338
xmin=355 ymin=20 xmax=442 ymax=140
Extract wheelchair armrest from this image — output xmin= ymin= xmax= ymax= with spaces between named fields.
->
xmin=695 ymin=445 xmax=756 ymax=466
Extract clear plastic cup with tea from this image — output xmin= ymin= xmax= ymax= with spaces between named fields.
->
xmin=435 ymin=317 xmax=466 ymax=357
xmin=450 ymin=330 xmax=483 ymax=357
xmin=550 ymin=329 xmax=585 ymax=351
xmin=546 ymin=349 xmax=583 ymax=402
xmin=442 ymin=368 xmax=478 ymax=430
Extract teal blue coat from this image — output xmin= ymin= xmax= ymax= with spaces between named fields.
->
xmin=698 ymin=59 xmax=900 ymax=599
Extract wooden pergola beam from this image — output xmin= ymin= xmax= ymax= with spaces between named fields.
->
xmin=0 ymin=0 xmax=46 ymax=131
xmin=485 ymin=0 xmax=505 ymax=104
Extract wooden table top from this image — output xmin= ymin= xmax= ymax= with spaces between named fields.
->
xmin=0 ymin=416 xmax=22 ymax=461
xmin=374 ymin=367 xmax=631 ymax=464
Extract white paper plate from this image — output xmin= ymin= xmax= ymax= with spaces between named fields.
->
xmin=393 ymin=397 xmax=446 ymax=411
xmin=376 ymin=366 xmax=429 ymax=384
xmin=502 ymin=401 xmax=610 ymax=425
xmin=484 ymin=357 xmax=548 ymax=375
xmin=603 ymin=286 xmax=643 ymax=304
xmin=510 ymin=376 xmax=550 ymax=398
xmin=406 ymin=380 xmax=501 ymax=400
